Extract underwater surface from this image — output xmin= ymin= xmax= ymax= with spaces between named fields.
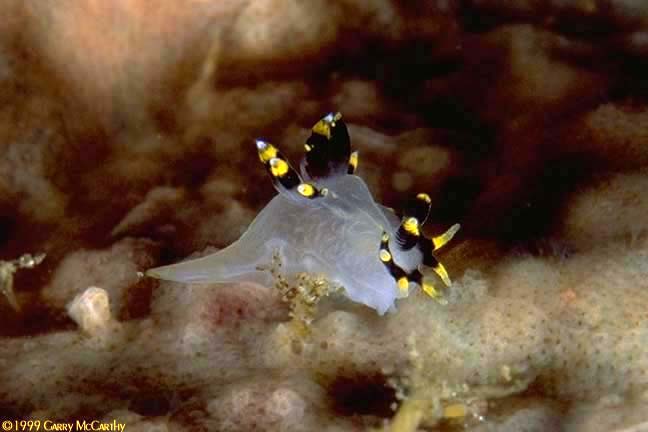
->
xmin=0 ymin=1 xmax=647 ymax=431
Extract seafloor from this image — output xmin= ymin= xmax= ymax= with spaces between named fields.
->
xmin=0 ymin=1 xmax=647 ymax=431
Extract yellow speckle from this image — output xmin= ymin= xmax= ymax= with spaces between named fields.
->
xmin=304 ymin=143 xmax=312 ymax=152
xmin=297 ymin=183 xmax=316 ymax=197
xmin=416 ymin=193 xmax=431 ymax=203
xmin=380 ymin=249 xmax=392 ymax=262
xmin=403 ymin=217 xmax=420 ymax=236
xmin=381 ymin=233 xmax=390 ymax=242
xmin=269 ymin=158 xmax=289 ymax=177
xmin=443 ymin=403 xmax=467 ymax=418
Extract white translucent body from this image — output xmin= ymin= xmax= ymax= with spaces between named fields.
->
xmin=147 ymin=175 xmax=422 ymax=314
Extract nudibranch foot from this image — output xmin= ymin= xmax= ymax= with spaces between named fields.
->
xmin=146 ymin=112 xmax=461 ymax=315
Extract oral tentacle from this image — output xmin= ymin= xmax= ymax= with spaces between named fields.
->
xmin=419 ymin=224 xmax=460 ymax=287
xmin=431 ymin=223 xmax=461 ymax=251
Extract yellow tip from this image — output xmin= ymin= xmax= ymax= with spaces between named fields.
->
xmin=397 ymin=277 xmax=409 ymax=293
xmin=381 ymin=232 xmax=390 ymax=242
xmin=416 ymin=193 xmax=431 ymax=204
xmin=297 ymin=183 xmax=316 ymax=198
xmin=432 ymin=223 xmax=460 ymax=251
xmin=312 ymin=120 xmax=331 ymax=139
xmin=422 ymin=281 xmax=439 ymax=298
xmin=312 ymin=112 xmax=342 ymax=138
xmin=256 ymin=140 xmax=278 ymax=163
xmin=403 ymin=217 xmax=420 ymax=236
xmin=433 ymin=263 xmax=452 ymax=287
xmin=380 ymin=249 xmax=392 ymax=262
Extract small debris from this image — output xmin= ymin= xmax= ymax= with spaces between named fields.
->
xmin=0 ymin=252 xmax=46 ymax=310
xmin=262 ymin=250 xmax=339 ymax=338
xmin=66 ymin=286 xmax=114 ymax=336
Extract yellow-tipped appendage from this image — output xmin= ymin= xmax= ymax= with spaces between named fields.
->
xmin=432 ymin=223 xmax=460 ymax=251
xmin=432 ymin=262 xmax=452 ymax=287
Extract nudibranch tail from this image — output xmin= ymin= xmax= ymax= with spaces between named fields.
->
xmin=145 ymin=240 xmax=265 ymax=284
xmin=302 ymin=112 xmax=351 ymax=179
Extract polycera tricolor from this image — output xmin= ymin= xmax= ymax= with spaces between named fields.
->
xmin=147 ymin=113 xmax=460 ymax=314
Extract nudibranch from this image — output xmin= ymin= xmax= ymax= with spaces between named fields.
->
xmin=146 ymin=113 xmax=460 ymax=315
